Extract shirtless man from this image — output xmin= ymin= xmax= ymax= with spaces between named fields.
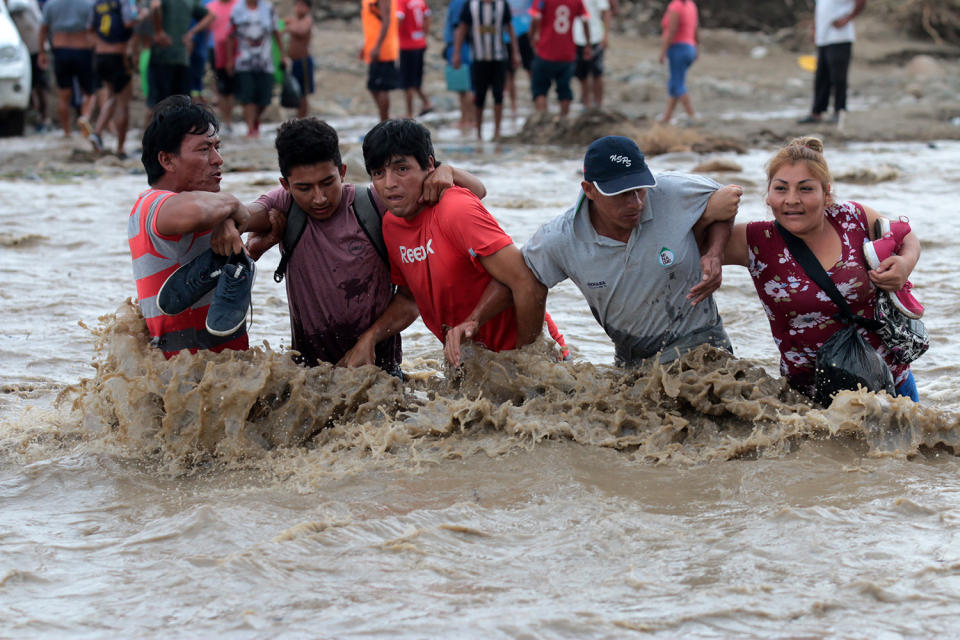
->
xmin=284 ymin=0 xmax=313 ymax=118
xmin=38 ymin=0 xmax=97 ymax=139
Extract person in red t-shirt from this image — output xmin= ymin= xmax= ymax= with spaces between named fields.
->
xmin=529 ymin=0 xmax=589 ymax=116
xmin=397 ymin=0 xmax=434 ymax=118
xmin=360 ymin=119 xmax=547 ymax=367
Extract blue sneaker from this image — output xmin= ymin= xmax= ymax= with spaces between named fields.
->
xmin=205 ymin=255 xmax=255 ymax=336
xmin=157 ymin=249 xmax=227 ymax=316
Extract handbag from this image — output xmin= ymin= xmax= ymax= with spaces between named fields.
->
xmin=774 ymin=222 xmax=896 ymax=404
xmin=862 ymin=215 xmax=930 ymax=364
xmin=873 ymin=289 xmax=929 ymax=364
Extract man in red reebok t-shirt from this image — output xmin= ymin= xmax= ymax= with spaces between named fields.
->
xmin=359 ymin=118 xmax=547 ymax=367
xmin=529 ymin=0 xmax=589 ymax=116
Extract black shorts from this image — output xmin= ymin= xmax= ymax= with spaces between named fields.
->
xmin=575 ymin=44 xmax=605 ymax=79
xmin=95 ymin=52 xmax=131 ymax=93
xmin=517 ymin=32 xmax=533 ymax=72
xmin=29 ymin=53 xmax=47 ymax=91
xmin=147 ymin=62 xmax=190 ymax=107
xmin=52 ymin=47 xmax=95 ymax=93
xmin=367 ymin=60 xmax=398 ymax=92
xmin=471 ymin=59 xmax=507 ymax=109
xmin=214 ymin=67 xmax=235 ymax=96
xmin=399 ymin=48 xmax=425 ymax=90
xmin=234 ymin=70 xmax=273 ymax=106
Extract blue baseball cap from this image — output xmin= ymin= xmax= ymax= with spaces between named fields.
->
xmin=583 ymin=136 xmax=657 ymax=196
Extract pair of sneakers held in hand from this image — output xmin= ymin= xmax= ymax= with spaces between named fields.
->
xmin=862 ymin=217 xmax=924 ymax=320
xmin=156 ymin=250 xmax=256 ymax=336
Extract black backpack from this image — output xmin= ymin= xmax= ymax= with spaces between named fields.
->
xmin=273 ymin=185 xmax=387 ymax=283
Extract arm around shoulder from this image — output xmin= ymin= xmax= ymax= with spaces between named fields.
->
xmin=701 ymin=184 xmax=743 ymax=225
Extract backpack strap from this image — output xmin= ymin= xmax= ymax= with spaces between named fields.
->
xmin=774 ymin=221 xmax=882 ymax=331
xmin=353 ymin=185 xmax=388 ymax=265
xmin=273 ymin=200 xmax=308 ymax=283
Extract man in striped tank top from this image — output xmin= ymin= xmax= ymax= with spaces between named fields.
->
xmin=451 ymin=0 xmax=520 ymax=141
xmin=129 ymin=96 xmax=255 ymax=358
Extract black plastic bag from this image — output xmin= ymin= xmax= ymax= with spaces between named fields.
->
xmin=814 ymin=325 xmax=895 ymax=406
xmin=280 ymin=71 xmax=302 ymax=109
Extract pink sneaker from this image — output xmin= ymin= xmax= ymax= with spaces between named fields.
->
xmin=863 ymin=217 xmax=924 ymax=319
xmin=890 ymin=281 xmax=924 ymax=319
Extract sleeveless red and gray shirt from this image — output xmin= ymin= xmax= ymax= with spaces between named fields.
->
xmin=128 ymin=188 xmax=248 ymax=358
xmin=746 ymin=200 xmax=909 ymax=397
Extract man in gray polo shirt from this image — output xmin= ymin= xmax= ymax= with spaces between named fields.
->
xmin=522 ymin=135 xmax=742 ymax=366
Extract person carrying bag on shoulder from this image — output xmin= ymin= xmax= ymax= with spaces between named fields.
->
xmin=722 ymin=136 xmax=924 ymax=405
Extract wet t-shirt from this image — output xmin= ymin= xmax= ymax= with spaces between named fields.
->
xmin=746 ymin=201 xmax=909 ymax=397
xmin=256 ymin=183 xmax=401 ymax=371
xmin=383 ymin=186 xmax=518 ymax=351
xmin=128 ymin=189 xmax=248 ymax=357
xmin=43 ymin=0 xmax=96 ymax=33
xmin=151 ymin=0 xmax=209 ymax=65
xmin=230 ymin=0 xmax=275 ymax=72
xmin=361 ymin=0 xmax=399 ymax=62
xmin=815 ymin=0 xmax=856 ymax=46
xmin=661 ymin=0 xmax=697 ymax=46
xmin=523 ymin=173 xmax=730 ymax=366
xmin=397 ymin=0 xmax=429 ymax=50
xmin=529 ymin=0 xmax=588 ymax=62
xmin=208 ymin=0 xmax=238 ymax=68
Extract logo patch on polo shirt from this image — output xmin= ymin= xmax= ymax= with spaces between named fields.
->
xmin=658 ymin=246 xmax=675 ymax=267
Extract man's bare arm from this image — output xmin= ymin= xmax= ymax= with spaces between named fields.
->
xmin=686 ymin=184 xmax=741 ymax=305
xmin=443 ymin=278 xmax=514 ymax=367
xmin=477 ymin=244 xmax=547 ymax=346
xmin=688 ymin=220 xmax=731 ymax=305
xmin=155 ymin=191 xmax=250 ymax=236
xmin=370 ymin=0 xmax=392 ymax=61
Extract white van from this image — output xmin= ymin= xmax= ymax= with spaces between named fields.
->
xmin=0 ymin=0 xmax=31 ymax=137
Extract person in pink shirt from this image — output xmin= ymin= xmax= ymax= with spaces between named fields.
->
xmin=657 ymin=0 xmax=697 ymax=125
xmin=397 ymin=0 xmax=433 ymax=118
xmin=207 ymin=0 xmax=239 ymax=130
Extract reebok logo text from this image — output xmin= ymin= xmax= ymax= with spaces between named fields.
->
xmin=400 ymin=239 xmax=434 ymax=264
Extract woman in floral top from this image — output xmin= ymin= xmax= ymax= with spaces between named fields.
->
xmin=723 ymin=137 xmax=922 ymax=401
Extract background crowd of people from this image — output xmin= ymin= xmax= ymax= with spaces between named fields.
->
xmin=5 ymin=0 xmax=767 ymax=147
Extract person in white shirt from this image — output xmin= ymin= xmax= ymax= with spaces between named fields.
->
xmin=572 ymin=0 xmax=609 ymax=108
xmin=797 ymin=0 xmax=866 ymax=126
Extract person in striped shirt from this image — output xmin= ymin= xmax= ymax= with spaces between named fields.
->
xmin=128 ymin=96 xmax=254 ymax=357
xmin=452 ymin=0 xmax=520 ymax=141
